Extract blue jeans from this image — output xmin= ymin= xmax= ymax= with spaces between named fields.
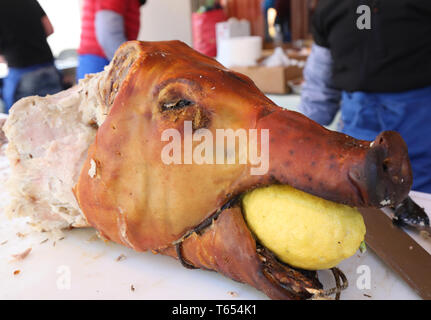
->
xmin=76 ymin=54 xmax=109 ymax=81
xmin=340 ymin=86 xmax=431 ymax=193
xmin=3 ymin=63 xmax=62 ymax=113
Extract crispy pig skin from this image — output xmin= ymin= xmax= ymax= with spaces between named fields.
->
xmin=74 ymin=41 xmax=413 ymax=299
xmin=76 ymin=40 xmax=412 ymax=250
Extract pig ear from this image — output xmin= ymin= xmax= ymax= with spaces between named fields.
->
xmin=100 ymin=41 xmax=143 ymax=108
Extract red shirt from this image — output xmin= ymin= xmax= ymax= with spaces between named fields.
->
xmin=78 ymin=0 xmax=140 ymax=58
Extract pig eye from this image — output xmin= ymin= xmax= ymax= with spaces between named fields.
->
xmin=161 ymin=99 xmax=193 ymax=111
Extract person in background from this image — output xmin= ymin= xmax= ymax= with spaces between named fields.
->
xmin=0 ymin=0 xmax=62 ymax=113
xmin=262 ymin=0 xmax=276 ymax=42
xmin=299 ymin=0 xmax=431 ymax=193
xmin=77 ymin=0 xmax=146 ymax=80
xmin=274 ymin=0 xmax=291 ymax=43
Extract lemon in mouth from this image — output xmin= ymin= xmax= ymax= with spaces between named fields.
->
xmin=242 ymin=184 xmax=366 ymax=270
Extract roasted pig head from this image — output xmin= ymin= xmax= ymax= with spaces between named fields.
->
xmin=4 ymin=41 xmax=413 ymax=300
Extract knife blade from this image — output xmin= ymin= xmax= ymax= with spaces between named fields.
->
xmin=389 ymin=196 xmax=431 ymax=237
xmin=359 ymin=207 xmax=431 ymax=300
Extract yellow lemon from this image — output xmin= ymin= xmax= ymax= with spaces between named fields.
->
xmin=242 ymin=185 xmax=366 ymax=270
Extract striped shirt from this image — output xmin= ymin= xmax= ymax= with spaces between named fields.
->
xmin=78 ymin=0 xmax=140 ymax=58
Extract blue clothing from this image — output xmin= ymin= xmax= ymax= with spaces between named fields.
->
xmin=299 ymin=44 xmax=340 ymax=125
xmin=95 ymin=10 xmax=127 ymax=61
xmin=263 ymin=0 xmax=276 ymax=10
xmin=299 ymin=44 xmax=431 ymax=193
xmin=76 ymin=54 xmax=109 ymax=81
xmin=340 ymin=87 xmax=431 ymax=193
xmin=3 ymin=63 xmax=62 ymax=113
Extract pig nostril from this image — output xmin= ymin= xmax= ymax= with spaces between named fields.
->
xmin=382 ymin=159 xmax=390 ymax=173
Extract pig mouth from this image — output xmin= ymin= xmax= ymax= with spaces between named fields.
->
xmin=173 ymin=188 xmax=351 ymax=300
xmin=256 ymin=242 xmax=348 ymax=300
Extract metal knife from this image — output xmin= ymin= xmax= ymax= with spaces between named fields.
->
xmin=390 ymin=196 xmax=431 ymax=237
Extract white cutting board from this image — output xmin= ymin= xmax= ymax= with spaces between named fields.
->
xmin=0 ymin=149 xmax=430 ymax=300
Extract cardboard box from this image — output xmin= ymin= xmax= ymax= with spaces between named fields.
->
xmin=286 ymin=49 xmax=311 ymax=61
xmin=231 ymin=65 xmax=303 ymax=94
